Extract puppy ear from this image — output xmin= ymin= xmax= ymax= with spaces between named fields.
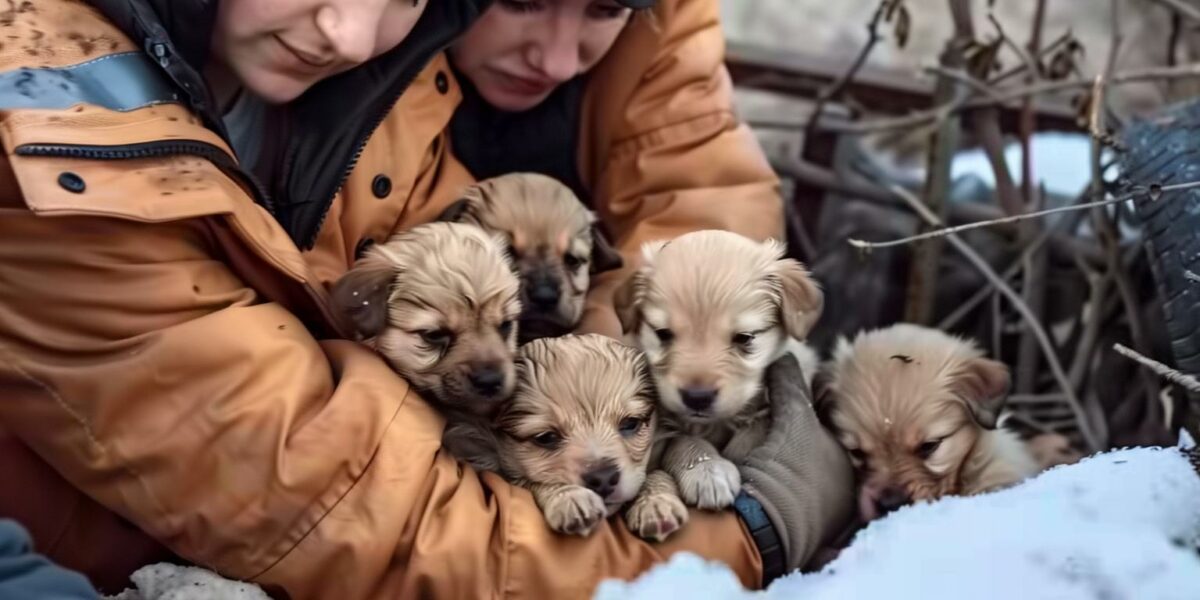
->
xmin=951 ymin=357 xmax=1011 ymax=430
xmin=613 ymin=270 xmax=644 ymax=336
xmin=811 ymin=368 xmax=837 ymax=428
xmin=589 ymin=219 xmax=623 ymax=275
xmin=331 ymin=255 xmax=397 ymax=340
xmin=768 ymin=257 xmax=825 ymax=339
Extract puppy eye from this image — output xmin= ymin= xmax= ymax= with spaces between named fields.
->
xmin=653 ymin=328 xmax=674 ymax=344
xmin=916 ymin=439 xmax=942 ymax=459
xmin=419 ymin=328 xmax=453 ymax=346
xmin=847 ymin=448 xmax=866 ymax=462
xmin=732 ymin=332 xmax=756 ymax=348
xmin=617 ymin=417 xmax=644 ymax=437
xmin=563 ymin=254 xmax=586 ymax=271
xmin=531 ymin=431 xmax=562 ymax=450
xmin=498 ymin=320 xmax=515 ymax=338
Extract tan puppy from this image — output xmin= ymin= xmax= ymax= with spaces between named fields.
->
xmin=331 ymin=222 xmax=522 ymax=419
xmin=438 ymin=173 xmax=622 ymax=342
xmin=615 ymin=230 xmax=824 ymax=510
xmin=818 ymin=323 xmax=1040 ymax=522
xmin=444 ymin=334 xmax=685 ymax=539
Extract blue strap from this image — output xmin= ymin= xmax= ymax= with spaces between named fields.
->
xmin=0 ymin=51 xmax=180 ymax=112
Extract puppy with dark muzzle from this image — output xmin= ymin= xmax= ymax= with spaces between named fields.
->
xmin=331 ymin=222 xmax=522 ymax=420
xmin=817 ymin=323 xmax=1040 ymax=522
xmin=443 ymin=334 xmax=685 ymax=539
xmin=616 ymin=230 xmax=825 ymax=512
xmin=438 ymin=173 xmax=623 ymax=343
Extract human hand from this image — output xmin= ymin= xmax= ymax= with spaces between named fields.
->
xmin=737 ymin=353 xmax=855 ymax=573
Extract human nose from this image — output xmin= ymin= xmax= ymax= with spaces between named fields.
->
xmin=526 ymin=15 xmax=582 ymax=82
xmin=315 ymin=2 xmax=383 ymax=65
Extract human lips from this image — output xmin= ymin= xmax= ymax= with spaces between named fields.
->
xmin=273 ymin=35 xmax=335 ymax=72
xmin=491 ymin=69 xmax=556 ymax=97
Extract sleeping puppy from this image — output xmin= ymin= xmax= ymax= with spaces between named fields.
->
xmin=615 ymin=230 xmax=825 ymax=510
xmin=438 ymin=172 xmax=623 ymax=342
xmin=817 ymin=323 xmax=1040 ymax=522
xmin=331 ymin=222 xmax=522 ymax=419
xmin=444 ymin=334 xmax=684 ymax=539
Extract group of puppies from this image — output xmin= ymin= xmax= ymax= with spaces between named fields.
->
xmin=332 ymin=172 xmax=1041 ymax=545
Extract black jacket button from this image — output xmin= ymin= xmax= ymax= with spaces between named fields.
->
xmin=372 ymin=174 xmax=392 ymax=198
xmin=58 ymin=172 xmax=86 ymax=194
xmin=435 ymin=71 xmax=449 ymax=94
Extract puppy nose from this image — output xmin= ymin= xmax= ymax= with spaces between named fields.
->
xmin=581 ymin=463 xmax=621 ymax=499
xmin=679 ymin=387 xmax=717 ymax=412
xmin=468 ymin=365 xmax=505 ymax=397
xmin=876 ymin=487 xmax=910 ymax=515
xmin=528 ymin=280 xmax=560 ymax=309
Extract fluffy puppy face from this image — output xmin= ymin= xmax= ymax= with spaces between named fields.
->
xmin=496 ymin=334 xmax=658 ymax=513
xmin=615 ymin=230 xmax=823 ymax=425
xmin=818 ymin=324 xmax=1012 ymax=522
xmin=438 ymin=173 xmax=622 ymax=342
xmin=332 ymin=223 xmax=522 ymax=416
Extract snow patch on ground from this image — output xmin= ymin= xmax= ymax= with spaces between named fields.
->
xmin=596 ymin=443 xmax=1200 ymax=600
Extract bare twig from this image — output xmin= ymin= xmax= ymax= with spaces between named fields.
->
xmin=1007 ymin=410 xmax=1058 ymax=435
xmin=1113 ymin=344 xmax=1200 ymax=393
xmin=1185 ymin=270 xmax=1200 ymax=284
xmin=1148 ymin=0 xmax=1200 ymax=23
xmin=885 ymin=184 xmax=1103 ymax=451
xmin=1090 ymin=0 xmax=1161 ymax=411
xmin=904 ymin=0 xmax=972 ymax=324
xmin=936 ymin=189 xmax=1102 ymax=332
xmin=1014 ymin=2 xmax=1048 ymax=394
xmin=805 ymin=0 xmax=891 ymax=140
xmin=923 ymin=66 xmax=1004 ymax=100
xmin=822 ymin=62 xmax=1200 ymax=134
xmin=1008 ymin=394 xmax=1068 ymax=404
xmin=847 ymin=179 xmax=1200 ymax=250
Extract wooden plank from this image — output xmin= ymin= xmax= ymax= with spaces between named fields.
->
xmin=725 ymin=40 xmax=1079 ymax=133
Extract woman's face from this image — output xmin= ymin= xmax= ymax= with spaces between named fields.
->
xmin=450 ymin=0 xmax=633 ymax=112
xmin=212 ymin=0 xmax=429 ymax=104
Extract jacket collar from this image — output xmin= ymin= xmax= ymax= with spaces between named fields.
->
xmin=88 ymin=0 xmax=490 ymax=249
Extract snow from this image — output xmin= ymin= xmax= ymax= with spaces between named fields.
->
xmin=595 ymin=438 xmax=1200 ymax=600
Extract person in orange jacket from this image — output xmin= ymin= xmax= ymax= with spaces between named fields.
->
xmin=0 ymin=1 xmax=854 ymax=599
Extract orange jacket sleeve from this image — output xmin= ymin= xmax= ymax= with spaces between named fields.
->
xmin=0 ymin=190 xmax=759 ymax=599
xmin=576 ymin=0 xmax=784 ymax=338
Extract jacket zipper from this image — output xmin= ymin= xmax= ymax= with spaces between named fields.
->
xmin=15 ymin=140 xmax=274 ymax=213
xmin=298 ymin=61 xmax=434 ymax=250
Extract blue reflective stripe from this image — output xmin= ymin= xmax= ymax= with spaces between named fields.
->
xmin=0 ymin=51 xmax=180 ymax=112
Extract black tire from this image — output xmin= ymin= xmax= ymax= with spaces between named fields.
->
xmin=1120 ymin=100 xmax=1200 ymax=383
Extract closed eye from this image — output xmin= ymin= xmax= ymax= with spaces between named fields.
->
xmin=418 ymin=328 xmax=453 ymax=347
xmin=916 ymin=439 xmax=943 ymax=459
xmin=563 ymin=254 xmax=586 ymax=271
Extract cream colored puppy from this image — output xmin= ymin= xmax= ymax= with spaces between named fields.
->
xmin=818 ymin=323 xmax=1040 ymax=522
xmin=438 ymin=173 xmax=622 ymax=342
xmin=444 ymin=334 xmax=685 ymax=539
xmin=616 ymin=230 xmax=824 ymax=510
xmin=331 ymin=222 xmax=522 ymax=419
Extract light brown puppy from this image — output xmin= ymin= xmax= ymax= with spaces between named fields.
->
xmin=438 ymin=173 xmax=623 ymax=342
xmin=444 ymin=334 xmax=685 ymax=539
xmin=615 ymin=230 xmax=824 ymax=511
xmin=818 ymin=323 xmax=1040 ymax=522
xmin=331 ymin=222 xmax=522 ymax=419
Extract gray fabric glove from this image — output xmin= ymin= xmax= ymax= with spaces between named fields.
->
xmin=738 ymin=353 xmax=856 ymax=574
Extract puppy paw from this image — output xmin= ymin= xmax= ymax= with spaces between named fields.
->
xmin=676 ymin=456 xmax=741 ymax=509
xmin=625 ymin=493 xmax=689 ymax=542
xmin=542 ymin=486 xmax=607 ymax=536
